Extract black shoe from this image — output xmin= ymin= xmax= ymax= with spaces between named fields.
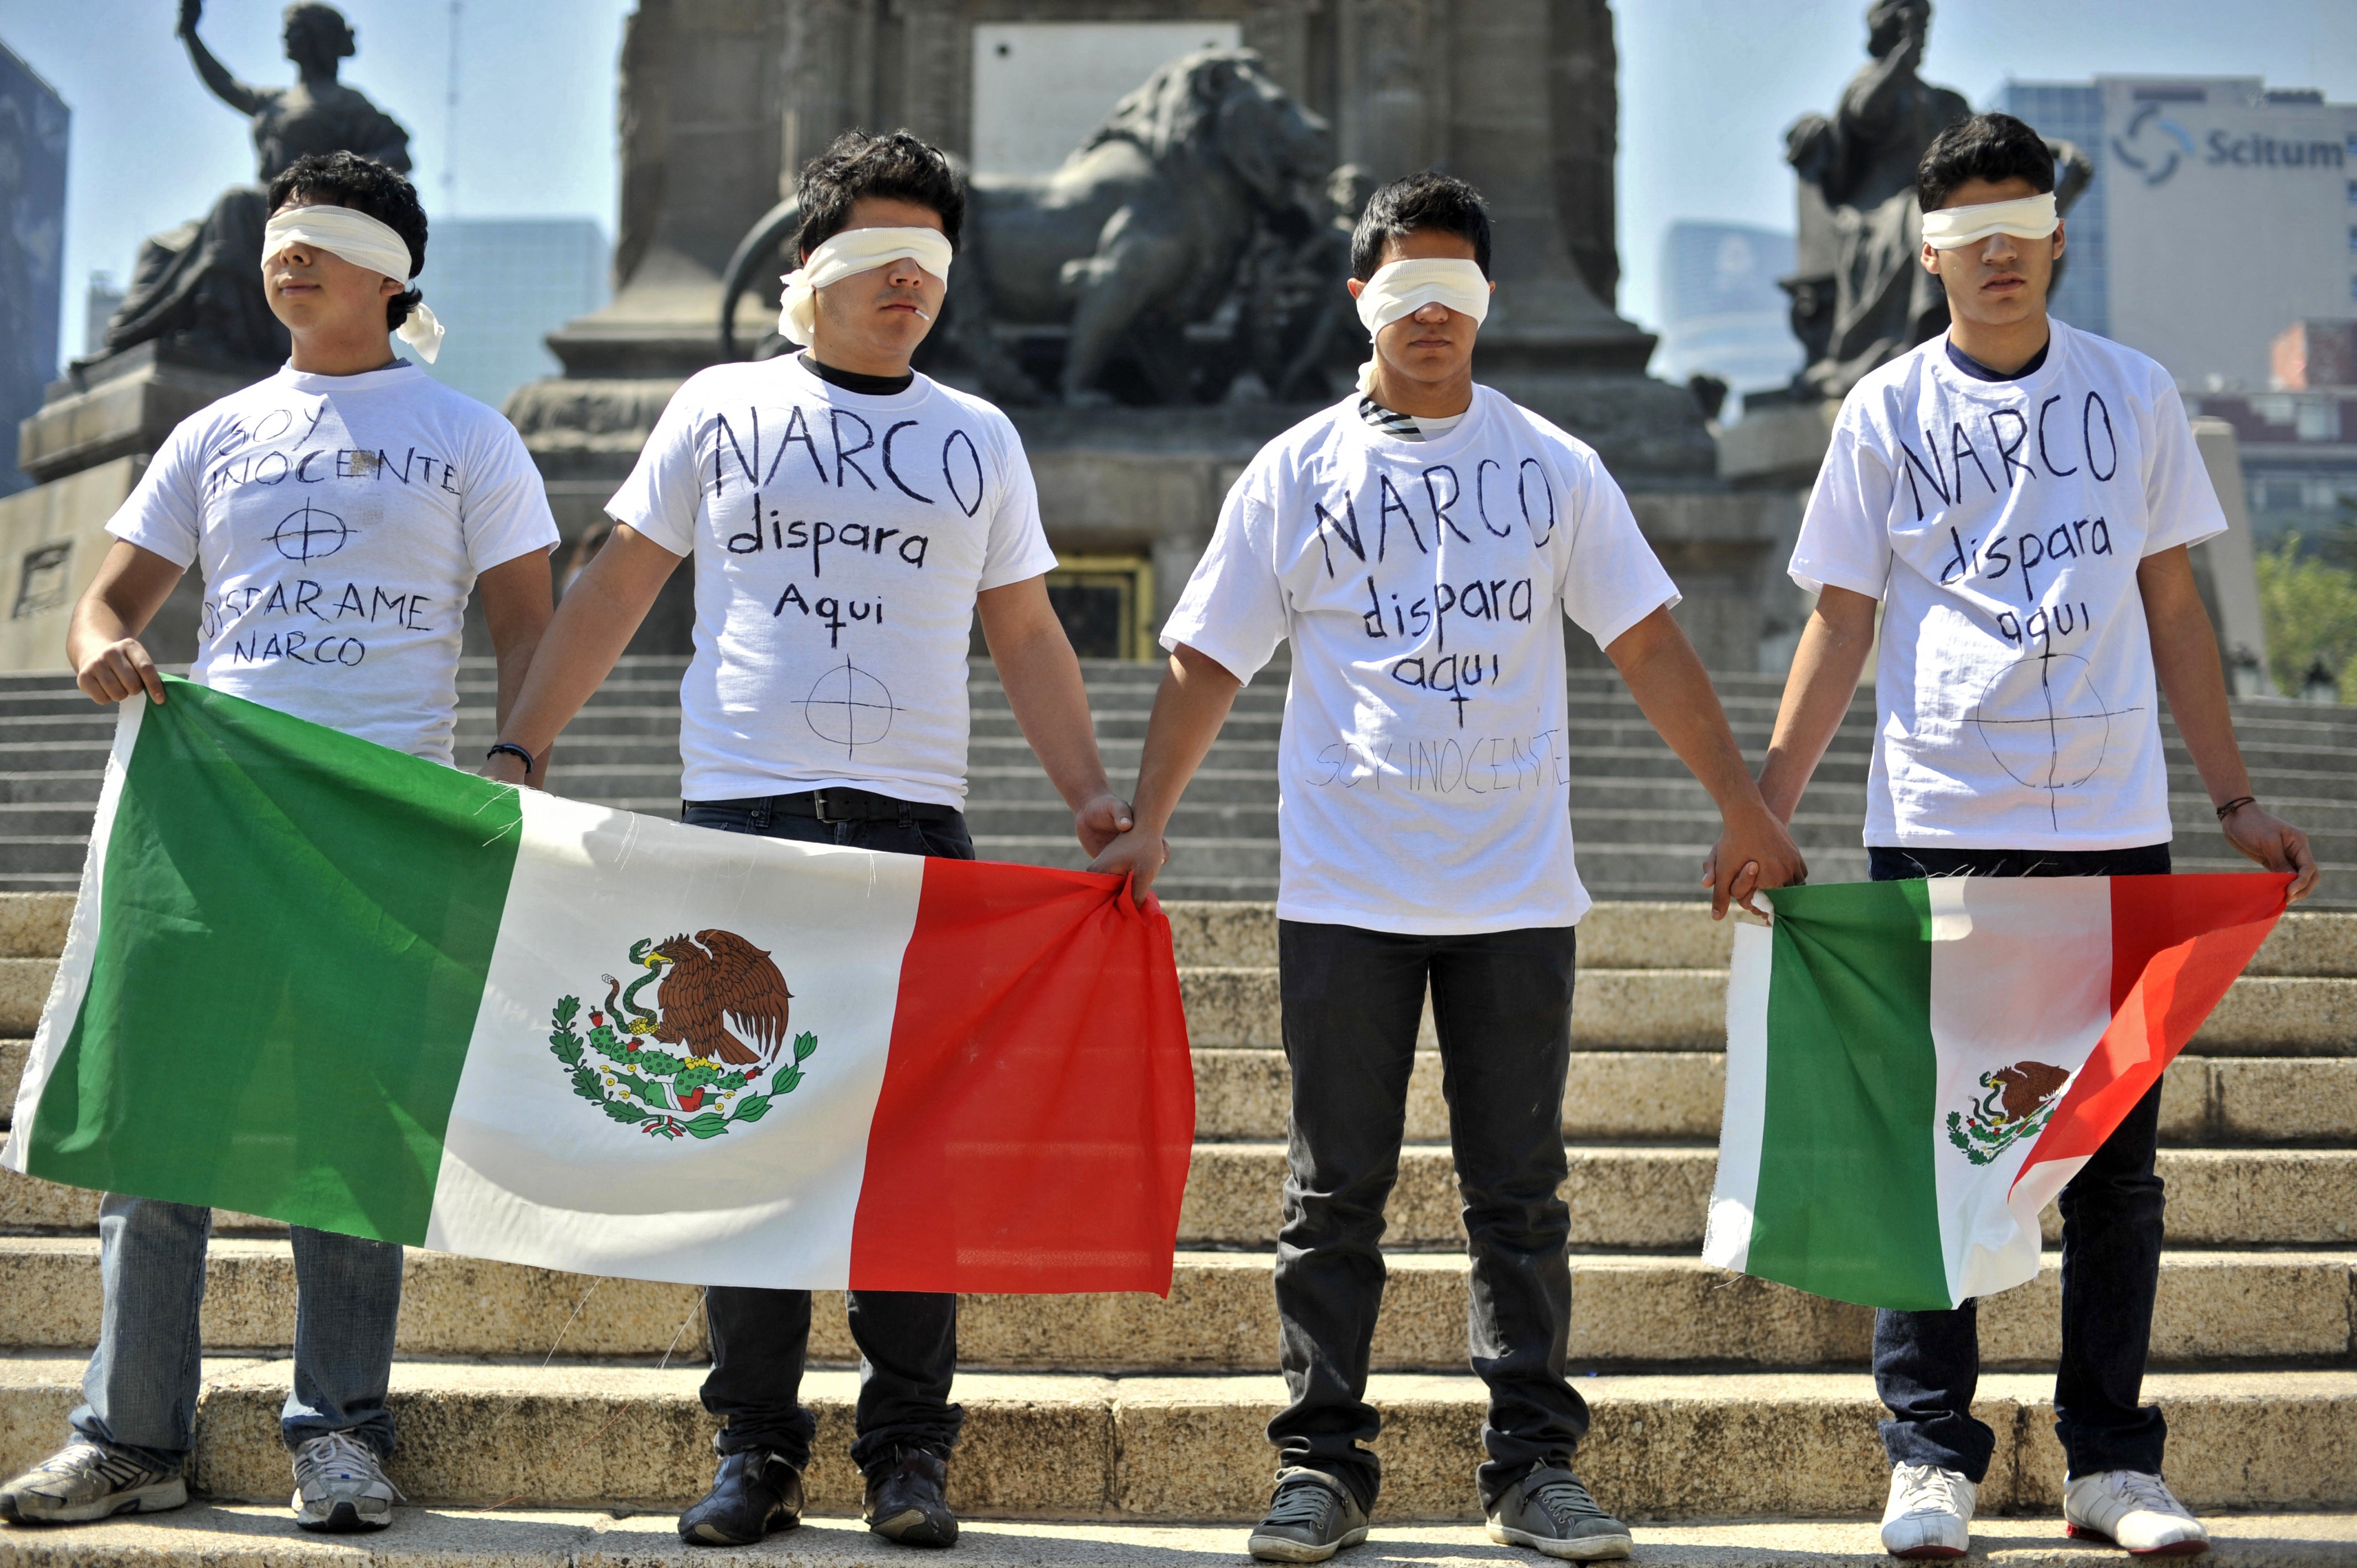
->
xmin=1249 ymin=1468 xmax=1370 ymax=1563
xmin=863 ymin=1449 xmax=958 ymax=1548
xmin=677 ymin=1449 xmax=804 ymax=1546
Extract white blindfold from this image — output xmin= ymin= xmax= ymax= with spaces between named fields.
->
xmin=778 ymin=226 xmax=954 ymax=347
xmin=261 ymin=204 xmax=445 ymax=363
xmin=1352 ymin=257 xmax=1491 ymax=394
xmin=1920 ymin=192 xmax=2060 ymax=250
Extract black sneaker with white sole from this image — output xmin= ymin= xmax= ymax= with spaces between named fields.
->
xmin=1248 ymin=1468 xmax=1370 ymax=1564
xmin=0 ymin=1442 xmax=187 ymax=1525
xmin=1486 ymin=1467 xmax=1633 ymax=1561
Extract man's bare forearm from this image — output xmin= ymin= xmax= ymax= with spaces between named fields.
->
xmin=1757 ymin=588 xmax=1878 ymax=822
xmin=992 ymin=626 xmax=1113 ymax=811
xmin=1606 ymin=607 xmax=1764 ymax=812
xmin=1130 ymin=647 xmax=1241 ymax=833
xmin=495 ymin=533 xmax=674 ymax=759
xmin=2139 ymin=550 xmax=2254 ymax=809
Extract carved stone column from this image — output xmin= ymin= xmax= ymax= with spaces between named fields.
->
xmin=1335 ymin=0 xmax=1448 ymax=184
xmin=1239 ymin=1 xmax=1315 ymax=101
xmin=1548 ymin=0 xmax=1618 ymax=308
xmin=781 ymin=0 xmax=878 ymax=193
xmin=1443 ymin=0 xmax=1639 ymax=356
xmin=891 ymin=0 xmax=971 ymax=158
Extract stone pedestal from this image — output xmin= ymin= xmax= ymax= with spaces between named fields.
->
xmin=0 ymin=344 xmax=257 ymax=673
xmin=0 ymin=457 xmax=206 ymax=673
xmin=18 ymin=344 xmax=276 ymax=488
xmin=1715 ymin=396 xmax=1838 ymax=488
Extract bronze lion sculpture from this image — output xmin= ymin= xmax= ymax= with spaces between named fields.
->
xmin=719 ymin=48 xmax=1335 ymax=405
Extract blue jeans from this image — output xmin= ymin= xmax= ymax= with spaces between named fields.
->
xmin=680 ymin=795 xmax=971 ymax=1475
xmin=1269 ymin=919 xmax=1586 ymax=1514
xmin=71 ymin=1195 xmax=404 ymax=1469
xmin=1867 ymin=842 xmax=2172 ymax=1482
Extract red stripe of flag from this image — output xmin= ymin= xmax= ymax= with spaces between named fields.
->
xmin=848 ymin=863 xmax=1195 ymax=1294
xmin=2012 ymin=872 xmax=2287 ymax=1185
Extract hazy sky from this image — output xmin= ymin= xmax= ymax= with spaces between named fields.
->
xmin=4 ymin=0 xmax=2354 ymax=368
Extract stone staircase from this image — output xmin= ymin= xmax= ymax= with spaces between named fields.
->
xmin=0 ymin=878 xmax=2352 ymax=1560
xmin=0 ymin=658 xmax=2353 ymax=907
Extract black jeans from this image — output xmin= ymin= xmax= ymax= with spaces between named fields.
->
xmin=1271 ymin=919 xmax=1587 ymax=1514
xmin=1867 ymin=842 xmax=2172 ymax=1482
xmin=681 ymin=795 xmax=970 ymax=1476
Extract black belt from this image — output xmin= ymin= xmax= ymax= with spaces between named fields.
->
xmin=685 ymin=787 xmax=961 ymax=824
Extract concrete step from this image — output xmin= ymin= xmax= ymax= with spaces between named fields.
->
xmin=14 ymin=1044 xmax=2349 ymax=1149
xmin=1189 ymin=1050 xmax=2357 ymax=1146
xmin=7 ymin=1144 xmax=2348 ymax=1251
xmin=0 ymin=1356 xmax=2348 ymax=1517
xmin=0 ymin=1239 xmax=2345 ymax=1372
xmin=1169 ymin=1144 xmax=2357 ymax=1250
xmin=5 ymin=1507 xmax=2353 ymax=1568
xmin=1174 ymin=966 xmax=2357 ymax=1055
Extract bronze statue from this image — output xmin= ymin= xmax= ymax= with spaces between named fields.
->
xmin=721 ymin=50 xmax=1335 ymax=406
xmin=100 ymin=1 xmax=411 ymax=365
xmin=1781 ymin=0 xmax=2088 ymax=399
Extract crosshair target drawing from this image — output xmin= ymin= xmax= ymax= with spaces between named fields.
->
xmin=268 ymin=501 xmax=351 ymax=562
xmin=1969 ymin=652 xmax=2144 ymax=828
xmin=799 ymin=658 xmax=901 ymax=757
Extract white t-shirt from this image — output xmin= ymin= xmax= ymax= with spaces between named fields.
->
xmin=609 ymin=356 xmax=1057 ymax=807
xmin=1164 ymin=387 xmax=1680 ymax=933
xmin=1790 ymin=321 xmax=2227 ymax=850
xmin=108 ymin=361 xmax=558 ymax=764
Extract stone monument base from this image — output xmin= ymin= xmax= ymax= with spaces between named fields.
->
xmin=0 ymin=457 xmax=205 ymax=674
xmin=18 ymin=344 xmax=277 ymax=489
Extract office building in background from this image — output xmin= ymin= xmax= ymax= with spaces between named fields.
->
xmin=0 ymin=44 xmax=68 ymax=497
xmin=414 ymin=217 xmax=608 ymax=413
xmin=1650 ymin=221 xmax=1799 ymax=419
xmin=82 ymin=272 xmax=123 ymax=359
xmin=1996 ymin=75 xmax=2357 ymax=390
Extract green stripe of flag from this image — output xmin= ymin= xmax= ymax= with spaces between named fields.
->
xmin=27 ymin=679 xmax=520 ymax=1244
xmin=1746 ymin=879 xmax=1950 ymax=1309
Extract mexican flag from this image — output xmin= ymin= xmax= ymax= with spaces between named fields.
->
xmin=1704 ymin=874 xmax=2287 ymax=1311
xmin=3 ymin=679 xmax=1194 ymax=1295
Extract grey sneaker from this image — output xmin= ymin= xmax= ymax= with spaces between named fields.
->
xmin=0 ymin=1441 xmax=186 ymax=1525
xmin=1486 ymin=1467 xmax=1633 ymax=1561
xmin=291 ymin=1431 xmax=399 ymax=1532
xmin=1248 ymin=1468 xmax=1370 ymax=1564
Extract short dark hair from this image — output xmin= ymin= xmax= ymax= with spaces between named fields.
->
xmin=794 ymin=130 xmax=965 ymax=258
xmin=1350 ymin=171 xmax=1491 ymax=281
xmin=266 ymin=151 xmax=428 ymax=333
xmin=1916 ymin=112 xmax=2055 ymax=213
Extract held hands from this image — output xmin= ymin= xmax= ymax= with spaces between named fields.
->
xmin=1700 ymin=799 xmax=1808 ymax=921
xmin=2220 ymin=801 xmax=2320 ymax=904
xmin=1074 ymin=791 xmax=1137 ymax=858
xmin=75 ymin=638 xmax=166 ymax=706
xmin=1087 ymin=825 xmax=1170 ymax=904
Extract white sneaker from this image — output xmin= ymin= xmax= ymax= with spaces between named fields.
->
xmin=1880 ymin=1463 xmax=1976 ymax=1559
xmin=290 ymin=1431 xmax=399 ymax=1532
xmin=2065 ymin=1470 xmax=2209 ymax=1557
xmin=0 ymin=1441 xmax=186 ymax=1524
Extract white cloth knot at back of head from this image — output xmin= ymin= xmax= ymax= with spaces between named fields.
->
xmin=1354 ymin=257 xmax=1490 ymax=393
xmin=261 ymin=205 xmax=445 ymax=363
xmin=777 ymin=226 xmax=955 ymax=347
xmin=1920 ymin=192 xmax=2059 ymax=250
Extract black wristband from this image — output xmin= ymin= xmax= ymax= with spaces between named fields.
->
xmin=486 ymin=741 xmax=536 ymax=776
xmin=2215 ymin=795 xmax=2256 ymax=821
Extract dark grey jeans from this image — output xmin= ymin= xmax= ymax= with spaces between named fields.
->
xmin=681 ymin=795 xmax=969 ymax=1476
xmin=1867 ymin=841 xmax=2172 ymax=1482
xmin=1270 ymin=918 xmax=1587 ymax=1514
